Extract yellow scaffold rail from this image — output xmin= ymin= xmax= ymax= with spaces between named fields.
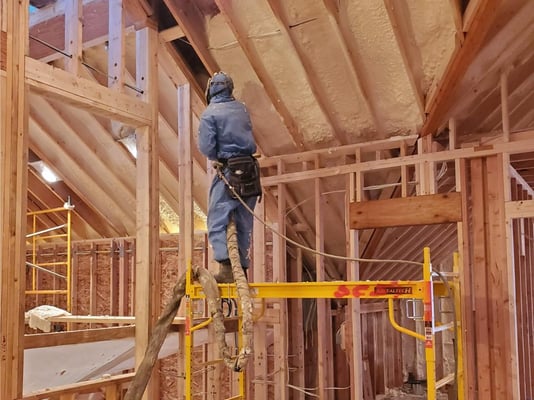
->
xmin=183 ymin=247 xmax=464 ymax=400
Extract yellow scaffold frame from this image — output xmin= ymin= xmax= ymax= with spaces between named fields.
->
xmin=184 ymin=247 xmax=464 ymax=400
xmin=26 ymin=201 xmax=74 ymax=312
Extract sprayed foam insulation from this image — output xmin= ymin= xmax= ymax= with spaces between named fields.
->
xmin=206 ymin=14 xmax=297 ymax=155
xmin=215 ymin=0 xmax=336 ymax=145
xmin=203 ymin=0 xmax=457 ymax=148
xmin=283 ymin=0 xmax=376 ymax=140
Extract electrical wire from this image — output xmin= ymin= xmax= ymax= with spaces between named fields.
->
xmin=216 ymin=167 xmax=423 ymax=266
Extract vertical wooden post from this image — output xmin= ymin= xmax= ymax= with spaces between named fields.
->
xmin=500 ymin=71 xmax=510 ymax=141
xmin=205 ymin=161 xmax=223 ymax=400
xmin=64 ymin=0 xmax=82 ymax=74
xmin=503 ymin=166 xmax=520 ymax=400
xmin=466 ymin=155 xmax=518 ymax=399
xmin=177 ymin=83 xmax=194 ymax=398
xmin=470 ymin=158 xmax=492 ymax=398
xmin=275 ymin=159 xmax=289 ymax=400
xmin=486 ymin=154 xmax=514 ymax=399
xmin=252 ymin=200 xmax=268 ymax=400
xmin=108 ymin=0 xmax=125 ymax=90
xmin=289 ymin=247 xmax=305 ymax=398
xmin=346 ymin=171 xmax=363 ymax=399
xmin=118 ymin=238 xmax=129 ymax=316
xmin=0 ymin=0 xmax=28 ymax=398
xmin=456 ymin=157 xmax=475 ymax=400
xmin=110 ymin=240 xmax=119 ymax=317
xmin=315 ymin=156 xmax=334 ymax=400
xmin=134 ymin=26 xmax=159 ymax=400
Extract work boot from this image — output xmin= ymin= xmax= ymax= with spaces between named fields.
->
xmin=214 ymin=260 xmax=234 ymax=283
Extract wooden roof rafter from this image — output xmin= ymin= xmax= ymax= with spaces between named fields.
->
xmin=265 ymin=0 xmax=349 ymax=146
xmin=27 ymin=169 xmax=103 ymax=239
xmin=27 ymin=170 xmax=108 ymax=239
xmin=495 ymin=89 xmax=534 ymax=133
xmin=28 ymin=117 xmax=134 ymax=236
xmin=382 ymin=0 xmax=426 ymax=120
xmin=421 ymin=0 xmax=504 ymax=136
xmin=212 ymin=0 xmax=307 ymax=151
xmin=482 ymin=61 xmax=534 ymax=132
xmin=319 ymin=0 xmax=386 ymax=135
xmin=29 ymin=95 xmax=137 ymax=212
xmin=447 ymin=0 xmax=466 ymax=46
xmin=163 ymin=0 xmax=219 ymax=74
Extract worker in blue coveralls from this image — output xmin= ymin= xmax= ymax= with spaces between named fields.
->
xmin=198 ymin=72 xmax=260 ymax=283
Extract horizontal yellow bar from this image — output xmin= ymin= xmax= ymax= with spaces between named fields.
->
xmin=27 ymin=207 xmax=70 ymax=216
xmin=190 ymin=280 xmax=447 ymax=300
xmin=36 ymin=233 xmax=68 ymax=240
xmin=37 ymin=262 xmax=67 ymax=266
xmin=25 ymin=290 xmax=68 ymax=295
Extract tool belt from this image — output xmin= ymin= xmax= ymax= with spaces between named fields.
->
xmin=220 ymin=156 xmax=262 ymax=199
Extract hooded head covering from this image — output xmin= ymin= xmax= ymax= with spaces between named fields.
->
xmin=205 ymin=71 xmax=234 ymax=104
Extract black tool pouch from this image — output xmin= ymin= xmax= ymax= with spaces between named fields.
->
xmin=226 ymin=156 xmax=262 ymax=199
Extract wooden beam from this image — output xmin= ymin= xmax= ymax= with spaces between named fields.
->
xmin=20 ymin=372 xmax=135 ymax=400
xmin=159 ymin=25 xmax=185 ymax=43
xmin=0 ymin=0 xmax=28 ymax=398
xmin=315 ymin=175 xmax=334 ymax=399
xmin=448 ymin=0 xmax=466 ymax=45
xmin=422 ymin=0 xmax=503 ymax=136
xmin=28 ymin=116 xmax=134 ymax=235
xmin=252 ymin=201 xmax=268 ymax=399
xmin=163 ymin=0 xmax=219 ymax=73
xmin=29 ymin=0 xmax=146 ymax=60
xmin=176 ymin=84 xmax=194 ymax=248
xmin=24 ymin=326 xmax=135 ymax=349
xmin=505 ymin=199 xmax=534 ymax=219
xmin=64 ymin=0 xmax=82 ymax=74
xmin=275 ymin=178 xmax=289 ymax=399
xmin=108 ymin=0 xmax=125 ymax=90
xmin=350 ymin=192 xmax=462 ymax=230
xmin=134 ymin=26 xmax=160 ymax=400
xmin=346 ymin=172 xmax=363 ymax=399
xmin=27 ymin=170 xmax=101 ymax=239
xmin=261 ymin=130 xmax=534 ymax=186
xmin=24 ymin=58 xmax=151 ymax=126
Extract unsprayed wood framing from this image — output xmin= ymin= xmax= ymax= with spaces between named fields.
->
xmin=134 ymin=26 xmax=160 ymax=400
xmin=350 ymin=193 xmax=462 ymax=230
xmin=0 ymin=1 xmax=29 ymax=399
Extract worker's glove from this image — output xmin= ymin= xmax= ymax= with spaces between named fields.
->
xmin=212 ymin=160 xmax=225 ymax=170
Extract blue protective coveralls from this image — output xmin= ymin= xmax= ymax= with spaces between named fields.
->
xmin=198 ymin=76 xmax=258 ymax=269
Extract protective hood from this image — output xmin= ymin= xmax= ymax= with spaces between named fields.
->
xmin=206 ymin=72 xmax=234 ymax=104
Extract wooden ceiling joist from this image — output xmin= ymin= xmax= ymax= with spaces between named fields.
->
xmin=24 ymin=58 xmax=151 ymax=126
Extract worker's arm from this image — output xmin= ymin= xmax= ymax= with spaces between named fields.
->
xmin=198 ymin=113 xmax=218 ymax=160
